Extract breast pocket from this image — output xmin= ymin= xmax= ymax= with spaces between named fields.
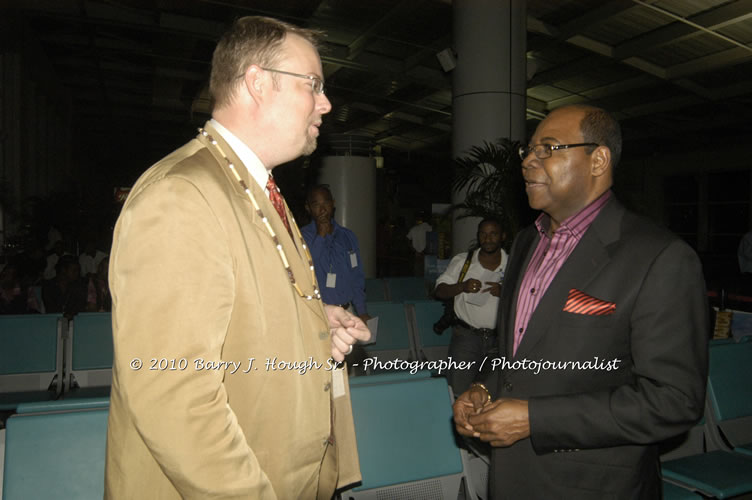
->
xmin=557 ymin=312 xmax=629 ymax=358
xmin=559 ymin=310 xmax=615 ymax=328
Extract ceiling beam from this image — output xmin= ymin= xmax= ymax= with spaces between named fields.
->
xmin=615 ymin=0 xmax=752 ymax=59
xmin=527 ymin=0 xmax=752 ymax=107
xmin=527 ymin=13 xmax=737 ymax=107
xmin=345 ymin=104 xmax=452 ymax=136
xmin=323 ymin=45 xmax=449 ymax=90
xmin=527 ymin=0 xmax=635 ymax=53
xmin=545 ymin=75 xmax=656 ymax=108
xmin=526 ymin=16 xmax=558 ymax=38
xmin=555 ymin=0 xmax=636 ymax=41
xmin=528 ymin=55 xmax=599 ymax=88
xmin=401 ymin=33 xmax=452 ymax=73
xmin=668 ymin=46 xmax=752 ymax=80
xmin=565 ymin=35 xmax=615 ymax=58
xmin=158 ymin=12 xmax=224 ymax=38
xmin=18 ymin=0 xmax=220 ymax=40
xmin=346 ymin=0 xmax=421 ymax=60
xmin=621 ymin=56 xmax=668 ymax=79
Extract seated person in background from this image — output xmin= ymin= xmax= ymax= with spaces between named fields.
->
xmin=302 ymin=185 xmax=370 ymax=322
xmin=79 ymin=239 xmax=108 ymax=279
xmin=0 ymin=262 xmax=41 ymax=314
xmin=435 ymin=218 xmax=507 ymax=395
xmin=43 ymin=239 xmax=67 ymax=279
xmin=42 ymin=254 xmax=87 ymax=317
xmin=86 ymin=257 xmax=111 ymax=312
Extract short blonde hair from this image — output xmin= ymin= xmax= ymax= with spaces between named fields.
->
xmin=209 ymin=16 xmax=323 ymax=109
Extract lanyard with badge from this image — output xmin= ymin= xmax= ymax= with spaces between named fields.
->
xmin=325 ymin=243 xmax=358 ymax=288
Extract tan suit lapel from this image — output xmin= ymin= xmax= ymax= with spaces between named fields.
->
xmin=197 ymin=122 xmax=326 ymax=323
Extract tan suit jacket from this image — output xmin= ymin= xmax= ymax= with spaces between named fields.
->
xmin=105 ymin=122 xmax=360 ymax=499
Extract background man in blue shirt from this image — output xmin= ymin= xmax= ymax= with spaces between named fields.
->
xmin=302 ymin=185 xmax=370 ymax=321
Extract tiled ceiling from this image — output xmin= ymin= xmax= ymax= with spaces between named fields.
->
xmin=8 ymin=0 xmax=752 ymax=157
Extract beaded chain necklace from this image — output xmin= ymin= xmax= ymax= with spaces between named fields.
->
xmin=198 ymin=128 xmax=321 ymax=301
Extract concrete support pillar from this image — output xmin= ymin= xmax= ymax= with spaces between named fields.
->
xmin=451 ymin=0 xmax=527 ymax=252
xmin=318 ymin=156 xmax=377 ymax=278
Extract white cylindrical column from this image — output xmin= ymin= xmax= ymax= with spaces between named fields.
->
xmin=318 ymin=156 xmax=377 ymax=278
xmin=451 ymin=0 xmax=527 ymax=252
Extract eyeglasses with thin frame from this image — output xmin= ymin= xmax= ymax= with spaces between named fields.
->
xmin=236 ymin=67 xmax=326 ymax=94
xmin=518 ymin=142 xmax=599 ymax=161
xmin=258 ymin=67 xmax=326 ymax=95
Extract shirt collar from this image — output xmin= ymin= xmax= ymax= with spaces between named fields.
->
xmin=209 ymin=118 xmax=270 ymax=193
xmin=535 ymin=190 xmax=612 ymax=239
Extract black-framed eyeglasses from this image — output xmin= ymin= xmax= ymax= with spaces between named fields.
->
xmin=260 ymin=67 xmax=325 ymax=95
xmin=518 ymin=143 xmax=599 ymax=160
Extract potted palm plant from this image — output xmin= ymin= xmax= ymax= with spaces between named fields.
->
xmin=451 ymin=138 xmax=530 ymax=249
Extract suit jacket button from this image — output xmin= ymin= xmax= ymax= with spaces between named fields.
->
xmin=319 ymin=331 xmax=328 ymax=340
xmin=324 ymin=382 xmax=331 ymax=392
xmin=504 ymin=383 xmax=513 ymax=392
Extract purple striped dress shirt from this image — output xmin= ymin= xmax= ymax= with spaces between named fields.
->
xmin=512 ymin=191 xmax=612 ymax=355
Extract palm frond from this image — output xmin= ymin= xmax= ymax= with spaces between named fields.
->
xmin=451 ymin=137 xmax=525 ymax=242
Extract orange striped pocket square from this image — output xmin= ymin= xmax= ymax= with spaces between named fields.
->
xmin=563 ymin=289 xmax=616 ymax=316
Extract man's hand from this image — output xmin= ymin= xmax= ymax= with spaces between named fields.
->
xmin=467 ymin=398 xmax=530 ymax=447
xmin=483 ymin=281 xmax=501 ymax=297
xmin=462 ymin=278 xmax=483 ymax=294
xmin=315 ymin=218 xmax=333 ymax=237
xmin=453 ymin=385 xmax=492 ymax=437
xmin=358 ymin=313 xmax=373 ymax=324
xmin=325 ymin=305 xmax=371 ymax=362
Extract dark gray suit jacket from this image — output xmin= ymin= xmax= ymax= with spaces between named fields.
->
xmin=484 ymin=196 xmax=708 ymax=500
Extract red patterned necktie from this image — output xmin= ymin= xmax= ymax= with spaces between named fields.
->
xmin=266 ymin=176 xmax=292 ymax=236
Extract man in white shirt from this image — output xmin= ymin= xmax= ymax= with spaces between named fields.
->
xmin=78 ymin=240 xmax=107 ymax=278
xmin=435 ymin=218 xmax=507 ymax=394
xmin=407 ymin=211 xmax=433 ymax=276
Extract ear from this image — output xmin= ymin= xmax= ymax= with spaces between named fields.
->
xmin=590 ymin=145 xmax=611 ymax=178
xmin=243 ymin=65 xmax=266 ymax=101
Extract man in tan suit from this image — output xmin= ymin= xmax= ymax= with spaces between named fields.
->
xmin=105 ymin=16 xmax=370 ymax=499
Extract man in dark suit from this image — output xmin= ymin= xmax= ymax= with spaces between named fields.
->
xmin=453 ymin=104 xmax=708 ymax=499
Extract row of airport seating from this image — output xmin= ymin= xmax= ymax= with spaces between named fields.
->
xmin=2 ymin=397 xmax=110 ymax=499
xmin=3 ymin=333 xmax=751 ymax=498
xmin=660 ymin=338 xmax=752 ymax=499
xmin=0 ymin=297 xmax=450 ymax=412
xmin=345 ymin=372 xmax=474 ymax=499
xmin=0 ymin=293 xmax=451 ymax=409
xmin=362 ymin=300 xmax=451 ymax=367
xmin=0 ymin=275 xmax=433 ymax=406
xmin=1 ymin=372 xmax=478 ymax=499
xmin=0 ymin=312 xmax=113 ymax=411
